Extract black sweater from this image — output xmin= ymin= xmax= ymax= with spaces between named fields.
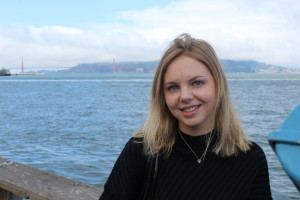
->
xmin=100 ymin=132 xmax=272 ymax=200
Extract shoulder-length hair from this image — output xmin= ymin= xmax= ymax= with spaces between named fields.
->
xmin=135 ymin=33 xmax=250 ymax=157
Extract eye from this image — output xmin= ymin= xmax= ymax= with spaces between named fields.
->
xmin=193 ymin=81 xmax=203 ymax=86
xmin=168 ymin=85 xmax=178 ymax=91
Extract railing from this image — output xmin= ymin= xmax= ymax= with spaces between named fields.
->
xmin=0 ymin=157 xmax=102 ymax=200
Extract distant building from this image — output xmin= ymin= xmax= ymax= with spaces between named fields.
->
xmin=135 ymin=68 xmax=144 ymax=73
xmin=0 ymin=68 xmax=11 ymax=76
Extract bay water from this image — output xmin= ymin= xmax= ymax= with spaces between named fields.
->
xmin=0 ymin=73 xmax=299 ymax=199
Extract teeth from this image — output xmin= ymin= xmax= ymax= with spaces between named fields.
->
xmin=183 ymin=106 xmax=199 ymax=112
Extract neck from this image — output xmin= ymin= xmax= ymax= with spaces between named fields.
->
xmin=179 ymin=126 xmax=214 ymax=136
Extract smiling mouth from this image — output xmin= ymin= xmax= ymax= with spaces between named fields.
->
xmin=181 ymin=105 xmax=201 ymax=112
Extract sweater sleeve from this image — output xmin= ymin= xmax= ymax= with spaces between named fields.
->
xmin=99 ymin=137 xmax=147 ymax=200
xmin=248 ymin=143 xmax=273 ymax=200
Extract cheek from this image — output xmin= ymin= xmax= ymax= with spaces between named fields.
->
xmin=164 ymin=96 xmax=171 ymax=109
xmin=164 ymin=94 xmax=176 ymax=110
xmin=206 ymin=92 xmax=216 ymax=102
xmin=202 ymin=85 xmax=217 ymax=104
xmin=206 ymin=91 xmax=217 ymax=110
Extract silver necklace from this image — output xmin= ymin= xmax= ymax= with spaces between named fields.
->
xmin=179 ymin=130 xmax=213 ymax=164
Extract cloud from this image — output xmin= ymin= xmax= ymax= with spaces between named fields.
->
xmin=116 ymin=0 xmax=300 ymax=67
xmin=1 ymin=0 xmax=300 ymax=71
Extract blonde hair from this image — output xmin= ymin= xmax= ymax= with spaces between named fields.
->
xmin=135 ymin=33 xmax=250 ymax=157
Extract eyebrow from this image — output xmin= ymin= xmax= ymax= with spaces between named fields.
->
xmin=190 ymin=75 xmax=205 ymax=81
xmin=164 ymin=75 xmax=205 ymax=85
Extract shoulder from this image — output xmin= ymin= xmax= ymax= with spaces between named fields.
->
xmin=113 ymin=137 xmax=147 ymax=172
xmin=242 ymin=141 xmax=268 ymax=166
xmin=247 ymin=141 xmax=266 ymax=156
xmin=246 ymin=142 xmax=272 ymax=198
xmin=121 ymin=137 xmax=146 ymax=158
xmin=126 ymin=136 xmax=144 ymax=148
xmin=101 ymin=137 xmax=147 ymax=199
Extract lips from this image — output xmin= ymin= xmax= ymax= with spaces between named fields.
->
xmin=180 ymin=105 xmax=201 ymax=116
xmin=182 ymin=105 xmax=200 ymax=112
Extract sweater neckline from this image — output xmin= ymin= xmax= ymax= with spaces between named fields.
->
xmin=178 ymin=130 xmax=215 ymax=142
xmin=174 ymin=129 xmax=217 ymax=155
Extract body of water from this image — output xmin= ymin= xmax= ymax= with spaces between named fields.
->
xmin=0 ymin=73 xmax=299 ymax=199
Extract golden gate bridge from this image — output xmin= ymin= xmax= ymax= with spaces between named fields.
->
xmin=4 ymin=57 xmax=117 ymax=73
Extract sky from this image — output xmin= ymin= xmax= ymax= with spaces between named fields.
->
xmin=0 ymin=0 xmax=300 ymax=72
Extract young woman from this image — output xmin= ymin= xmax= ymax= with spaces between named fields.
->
xmin=99 ymin=34 xmax=272 ymax=200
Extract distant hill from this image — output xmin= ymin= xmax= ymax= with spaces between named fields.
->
xmin=59 ymin=61 xmax=157 ymax=73
xmin=221 ymin=60 xmax=299 ymax=73
xmin=53 ymin=59 xmax=299 ymax=74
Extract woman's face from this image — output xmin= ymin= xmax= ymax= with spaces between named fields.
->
xmin=164 ymin=55 xmax=217 ymax=136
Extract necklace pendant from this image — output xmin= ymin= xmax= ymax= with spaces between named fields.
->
xmin=197 ymin=159 xmax=201 ymax=164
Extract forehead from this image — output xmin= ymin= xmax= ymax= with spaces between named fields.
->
xmin=164 ymin=55 xmax=212 ymax=82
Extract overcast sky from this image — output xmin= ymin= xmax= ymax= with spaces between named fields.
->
xmin=1 ymin=0 xmax=299 ymax=72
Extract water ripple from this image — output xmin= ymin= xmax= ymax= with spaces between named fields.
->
xmin=0 ymin=76 xmax=299 ymax=199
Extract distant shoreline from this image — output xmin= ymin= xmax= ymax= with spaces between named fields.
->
xmin=2 ymin=72 xmax=300 ymax=80
xmin=226 ymin=73 xmax=300 ymax=80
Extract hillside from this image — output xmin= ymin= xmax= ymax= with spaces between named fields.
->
xmin=221 ymin=60 xmax=298 ymax=73
xmin=55 ymin=60 xmax=299 ymax=74
xmin=59 ymin=61 xmax=157 ymax=73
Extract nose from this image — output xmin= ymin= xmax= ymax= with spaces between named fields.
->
xmin=180 ymin=87 xmax=193 ymax=102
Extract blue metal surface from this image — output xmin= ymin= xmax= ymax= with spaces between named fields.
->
xmin=276 ymin=144 xmax=300 ymax=189
xmin=268 ymin=104 xmax=300 ymax=191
